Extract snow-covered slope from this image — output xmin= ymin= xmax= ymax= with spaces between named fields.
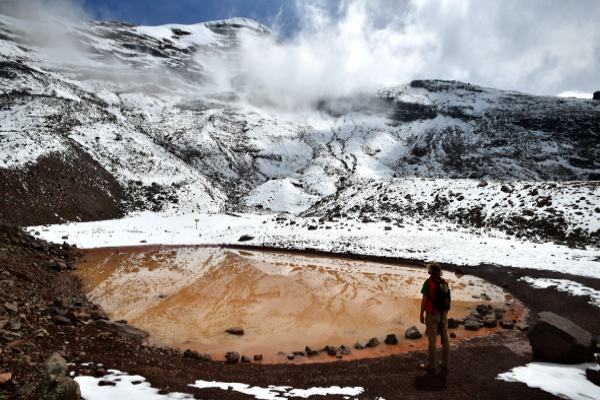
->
xmin=1 ymin=11 xmax=599 ymax=244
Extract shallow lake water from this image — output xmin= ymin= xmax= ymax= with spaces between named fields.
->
xmin=76 ymin=247 xmax=521 ymax=363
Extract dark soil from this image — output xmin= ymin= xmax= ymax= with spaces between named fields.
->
xmin=0 ymin=147 xmax=124 ymax=226
xmin=0 ymin=229 xmax=598 ymax=399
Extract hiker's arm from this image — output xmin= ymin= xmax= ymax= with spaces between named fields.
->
xmin=420 ymin=294 xmax=427 ymax=324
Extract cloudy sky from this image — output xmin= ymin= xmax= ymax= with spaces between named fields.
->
xmin=4 ymin=0 xmax=600 ymax=98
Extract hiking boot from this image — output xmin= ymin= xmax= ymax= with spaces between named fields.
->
xmin=419 ymin=363 xmax=437 ymax=375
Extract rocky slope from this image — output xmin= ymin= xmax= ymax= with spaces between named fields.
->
xmin=0 ymin=11 xmax=599 ymax=244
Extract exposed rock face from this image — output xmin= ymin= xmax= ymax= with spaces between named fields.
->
xmin=91 ymin=320 xmax=150 ymax=340
xmin=36 ymin=353 xmax=80 ymax=400
xmin=527 ymin=311 xmax=594 ymax=364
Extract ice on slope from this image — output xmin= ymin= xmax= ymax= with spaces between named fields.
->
xmin=243 ymin=179 xmax=320 ymax=213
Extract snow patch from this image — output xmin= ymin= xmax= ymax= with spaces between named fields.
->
xmin=519 ymin=277 xmax=600 ymax=307
xmin=190 ymin=380 xmax=363 ymax=400
xmin=76 ymin=370 xmax=192 ymax=400
xmin=497 ymin=362 xmax=600 ymax=400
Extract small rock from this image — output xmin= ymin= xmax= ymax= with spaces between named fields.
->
xmin=253 ymin=354 xmax=263 ymax=362
xmin=384 ymin=334 xmax=399 ymax=345
xmin=517 ymin=323 xmax=529 ymax=331
xmin=183 ymin=349 xmax=211 ymax=362
xmin=483 ymin=316 xmax=498 ymax=328
xmin=450 ymin=333 xmax=457 ymax=338
xmin=52 ymin=315 xmax=71 ymax=326
xmin=339 ymin=345 xmax=351 ymax=356
xmin=225 ymin=352 xmax=240 ymax=364
xmin=287 ymin=353 xmax=295 ymax=360
xmin=405 ymin=326 xmax=422 ymax=339
xmin=325 ymin=346 xmax=338 ymax=356
xmin=501 ymin=320 xmax=515 ymax=330
xmin=3 ymin=302 xmax=18 ymax=314
xmin=366 ymin=337 xmax=380 ymax=348
xmin=476 ymin=304 xmax=492 ymax=316
xmin=354 ymin=341 xmax=365 ymax=350
xmin=465 ymin=320 xmax=482 ymax=331
xmin=238 ymin=235 xmax=254 ymax=242
xmin=448 ymin=318 xmax=460 ymax=329
xmin=305 ymin=346 xmax=318 ymax=356
xmin=0 ymin=372 xmax=11 ymax=384
xmin=241 ymin=355 xmax=251 ymax=363
xmin=225 ymin=327 xmax=244 ymax=336
xmin=98 ymin=380 xmax=116 ymax=387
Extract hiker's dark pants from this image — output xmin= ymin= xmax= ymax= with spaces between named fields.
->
xmin=425 ymin=311 xmax=449 ymax=370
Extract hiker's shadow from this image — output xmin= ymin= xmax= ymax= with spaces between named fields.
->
xmin=413 ymin=373 xmax=448 ymax=391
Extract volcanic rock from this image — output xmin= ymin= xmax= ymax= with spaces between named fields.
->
xmin=501 ymin=320 xmax=515 ymax=329
xmin=36 ymin=353 xmax=80 ymax=400
xmin=465 ymin=320 xmax=482 ymax=331
xmin=476 ymin=304 xmax=492 ymax=316
xmin=225 ymin=327 xmax=244 ymax=336
xmin=305 ymin=346 xmax=318 ymax=356
xmin=183 ymin=349 xmax=211 ymax=362
xmin=483 ymin=316 xmax=498 ymax=328
xmin=586 ymin=369 xmax=600 ymax=386
xmin=448 ymin=318 xmax=460 ymax=329
xmin=237 ymin=235 xmax=254 ymax=242
xmin=527 ymin=311 xmax=594 ymax=363
xmin=354 ymin=341 xmax=366 ymax=350
xmin=225 ymin=352 xmax=240 ymax=364
xmin=0 ymin=372 xmax=11 ymax=384
xmin=385 ymin=333 xmax=399 ymax=345
xmin=405 ymin=326 xmax=422 ymax=339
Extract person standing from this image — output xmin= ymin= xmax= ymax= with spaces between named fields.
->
xmin=419 ymin=263 xmax=451 ymax=374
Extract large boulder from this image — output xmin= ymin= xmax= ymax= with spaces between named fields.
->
xmin=593 ymin=91 xmax=600 ymax=101
xmin=36 ymin=353 xmax=80 ymax=400
xmin=527 ymin=312 xmax=594 ymax=364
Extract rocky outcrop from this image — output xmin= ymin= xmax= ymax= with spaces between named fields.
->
xmin=36 ymin=353 xmax=80 ymax=400
xmin=527 ymin=312 xmax=594 ymax=364
xmin=91 ymin=320 xmax=150 ymax=340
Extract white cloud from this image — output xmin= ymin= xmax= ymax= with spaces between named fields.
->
xmin=211 ymin=0 xmax=600 ymax=109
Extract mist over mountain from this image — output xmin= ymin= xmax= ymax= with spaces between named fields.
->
xmin=0 ymin=1 xmax=599 ymax=244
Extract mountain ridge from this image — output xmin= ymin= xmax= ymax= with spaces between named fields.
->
xmin=0 ymin=13 xmax=599 ymax=245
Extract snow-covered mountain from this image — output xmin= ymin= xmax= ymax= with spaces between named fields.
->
xmin=1 ymin=12 xmax=599 ymax=245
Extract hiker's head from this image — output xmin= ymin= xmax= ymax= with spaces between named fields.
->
xmin=427 ymin=263 xmax=442 ymax=276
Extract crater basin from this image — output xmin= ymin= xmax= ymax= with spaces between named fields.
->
xmin=76 ymin=247 xmax=522 ymax=363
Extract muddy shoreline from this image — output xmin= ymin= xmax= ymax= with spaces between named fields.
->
xmin=1 ymin=227 xmax=599 ymax=399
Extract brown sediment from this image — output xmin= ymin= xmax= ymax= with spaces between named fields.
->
xmin=76 ymin=246 xmax=526 ymax=364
